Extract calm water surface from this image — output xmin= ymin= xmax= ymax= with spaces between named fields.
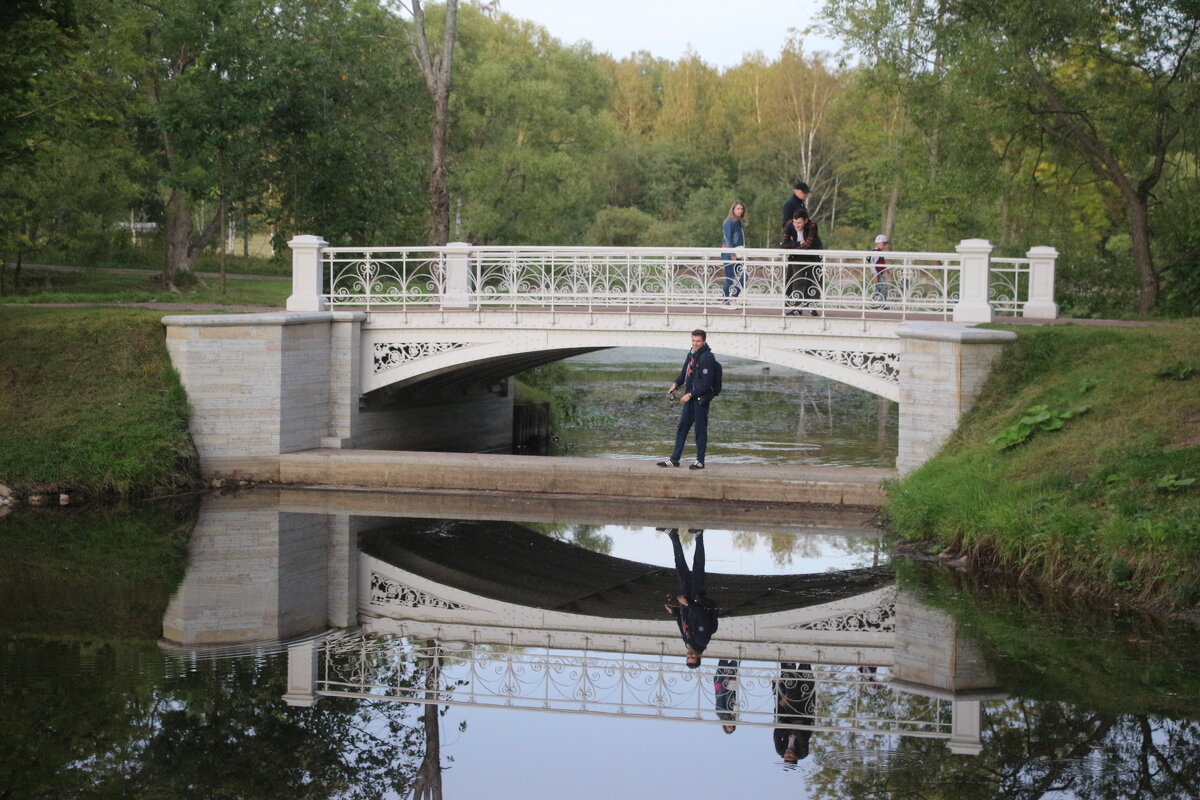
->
xmin=546 ymin=347 xmax=897 ymax=468
xmin=2 ymin=490 xmax=1197 ymax=799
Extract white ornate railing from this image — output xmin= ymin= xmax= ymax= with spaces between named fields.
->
xmin=313 ymin=634 xmax=952 ymax=738
xmin=285 ymin=236 xmax=1059 ymax=322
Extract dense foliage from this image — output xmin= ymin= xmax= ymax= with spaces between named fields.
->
xmin=2 ymin=0 xmax=1197 ymax=315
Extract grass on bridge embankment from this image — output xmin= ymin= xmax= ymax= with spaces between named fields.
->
xmin=886 ymin=321 xmax=1200 ymax=612
xmin=0 ymin=306 xmax=198 ymax=497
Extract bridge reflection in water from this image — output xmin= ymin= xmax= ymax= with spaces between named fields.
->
xmin=161 ymin=488 xmax=1002 ymax=760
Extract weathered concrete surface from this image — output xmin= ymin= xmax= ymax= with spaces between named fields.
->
xmin=262 ymin=485 xmax=882 ymax=531
xmin=278 ymin=449 xmax=892 ymax=507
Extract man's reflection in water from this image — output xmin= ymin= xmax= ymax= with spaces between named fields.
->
xmin=660 ymin=528 xmax=719 ymax=669
xmin=774 ymin=663 xmax=816 ymax=763
xmin=714 ymin=659 xmax=739 ymax=734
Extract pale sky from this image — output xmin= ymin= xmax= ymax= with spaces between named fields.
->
xmin=494 ymin=0 xmax=845 ymax=70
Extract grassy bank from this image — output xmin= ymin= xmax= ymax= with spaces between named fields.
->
xmin=888 ymin=322 xmax=1200 ymax=611
xmin=0 ymin=265 xmax=288 ymax=307
xmin=0 ymin=306 xmax=199 ymax=497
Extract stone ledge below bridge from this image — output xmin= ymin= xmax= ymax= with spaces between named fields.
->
xmin=273 ymin=449 xmax=892 ymax=507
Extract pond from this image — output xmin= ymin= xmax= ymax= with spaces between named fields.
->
xmin=2 ymin=490 xmax=1197 ymax=799
xmin=535 ymin=347 xmax=898 ymax=468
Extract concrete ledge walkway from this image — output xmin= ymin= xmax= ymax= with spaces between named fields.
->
xmin=278 ymin=449 xmax=893 ymax=507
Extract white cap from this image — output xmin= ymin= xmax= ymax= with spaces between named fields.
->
xmin=875 ymin=234 xmax=890 ymax=244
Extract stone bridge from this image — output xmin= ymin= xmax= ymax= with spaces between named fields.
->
xmin=162 ymin=235 xmax=1057 ymax=484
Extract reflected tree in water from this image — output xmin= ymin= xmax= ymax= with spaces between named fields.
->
xmin=0 ymin=640 xmax=428 ymax=799
xmin=731 ymin=530 xmax=882 ymax=569
xmin=805 ymin=699 xmax=1200 ymax=800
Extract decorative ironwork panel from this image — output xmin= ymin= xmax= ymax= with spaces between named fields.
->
xmin=989 ymin=259 xmax=1029 ymax=316
xmin=789 ymin=602 xmax=896 ymax=632
xmin=369 ymin=572 xmax=470 ymax=611
xmin=373 ymin=341 xmax=469 ymax=374
xmin=795 ymin=349 xmax=900 ymax=384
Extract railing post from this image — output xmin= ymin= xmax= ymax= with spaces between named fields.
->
xmin=1022 ymin=245 xmax=1059 ymax=319
xmin=442 ymin=241 xmax=472 ymax=309
xmin=282 ymin=640 xmax=320 ymax=707
xmin=286 ymin=234 xmax=329 ymax=312
xmin=952 ymin=238 xmax=994 ymax=323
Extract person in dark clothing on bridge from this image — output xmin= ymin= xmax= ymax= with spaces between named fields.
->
xmin=657 ymin=329 xmax=718 ymax=470
xmin=782 ymin=181 xmax=810 ymax=228
xmin=662 ymin=528 xmax=719 ymax=669
xmin=773 ymin=662 xmax=816 ymax=763
xmin=781 ymin=208 xmax=824 ymax=316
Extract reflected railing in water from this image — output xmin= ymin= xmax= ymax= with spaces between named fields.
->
xmin=307 ymin=634 xmax=962 ymax=741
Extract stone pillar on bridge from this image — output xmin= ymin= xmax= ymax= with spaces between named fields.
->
xmin=1023 ymin=245 xmax=1060 ymax=319
xmin=896 ymin=322 xmax=1016 ymax=474
xmin=890 ymin=591 xmax=1002 ymax=756
xmin=952 ymin=238 xmax=995 ymax=324
xmin=286 ymin=234 xmax=329 ymax=312
xmin=442 ymin=241 xmax=472 ymax=309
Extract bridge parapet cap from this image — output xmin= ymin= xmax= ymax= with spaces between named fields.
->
xmin=162 ymin=311 xmax=366 ymax=328
xmin=895 ymin=321 xmax=1016 ymax=344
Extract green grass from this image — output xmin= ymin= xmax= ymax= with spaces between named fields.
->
xmin=0 ymin=306 xmax=200 ymax=495
xmin=887 ymin=321 xmax=1200 ymax=611
xmin=0 ymin=266 xmax=288 ymax=307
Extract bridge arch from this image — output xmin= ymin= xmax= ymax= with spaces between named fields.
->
xmin=362 ymin=314 xmax=901 ymax=401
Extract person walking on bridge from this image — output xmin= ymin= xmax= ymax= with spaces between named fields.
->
xmin=661 ymin=528 xmax=719 ymax=669
xmin=657 ymin=329 xmax=719 ymax=470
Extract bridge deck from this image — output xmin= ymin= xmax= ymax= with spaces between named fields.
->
xmin=278 ymin=449 xmax=891 ymax=506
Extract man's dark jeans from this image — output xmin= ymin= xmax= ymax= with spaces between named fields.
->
xmin=671 ymin=397 xmax=709 ymax=464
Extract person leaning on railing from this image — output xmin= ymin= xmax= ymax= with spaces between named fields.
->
xmin=780 ymin=208 xmax=824 ymax=316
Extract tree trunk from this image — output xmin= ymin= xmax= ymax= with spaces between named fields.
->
xmin=1127 ymin=194 xmax=1159 ymax=315
xmin=410 ymin=647 xmax=443 ymax=800
xmin=164 ymin=188 xmax=194 ymax=291
xmin=429 ymin=94 xmax=451 ymax=245
xmin=883 ymin=181 xmax=899 ymax=239
xmin=404 ymin=0 xmax=460 ymax=246
xmin=163 ymin=189 xmax=224 ymax=291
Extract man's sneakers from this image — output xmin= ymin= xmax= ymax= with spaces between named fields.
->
xmin=657 ymin=459 xmax=705 ymax=470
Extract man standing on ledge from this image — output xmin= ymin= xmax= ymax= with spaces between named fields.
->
xmin=658 ymin=329 xmax=717 ymax=470
xmin=662 ymin=528 xmax=718 ymax=669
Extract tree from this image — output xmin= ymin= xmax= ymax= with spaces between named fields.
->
xmin=264 ymin=0 xmax=427 ymax=247
xmin=92 ymin=0 xmax=288 ymax=290
xmin=391 ymin=0 xmax=460 ymax=245
xmin=449 ymin=8 xmax=616 ymax=245
xmin=825 ymin=0 xmax=1200 ymax=315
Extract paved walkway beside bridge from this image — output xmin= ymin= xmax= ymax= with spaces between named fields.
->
xmin=277 ymin=448 xmax=892 ymax=507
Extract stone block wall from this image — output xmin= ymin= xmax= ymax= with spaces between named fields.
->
xmin=896 ymin=323 xmax=1015 ymax=474
xmin=162 ymin=504 xmax=330 ymax=645
xmin=162 ymin=312 xmax=364 ymax=478
xmin=892 ymin=591 xmax=995 ymax=691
